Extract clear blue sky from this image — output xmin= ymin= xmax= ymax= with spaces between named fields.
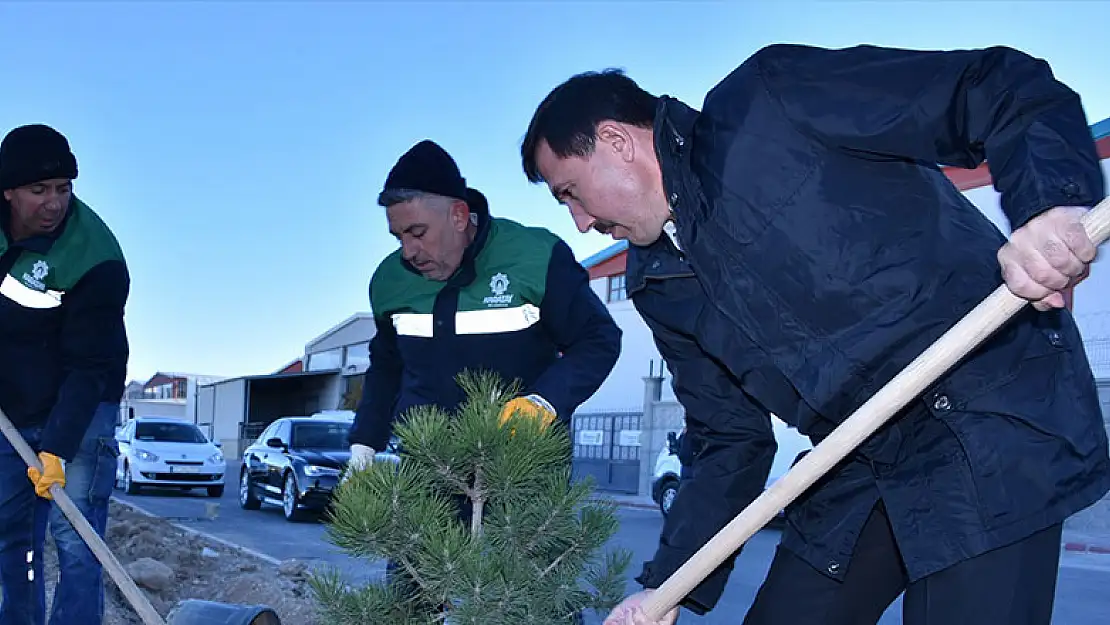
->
xmin=2 ymin=1 xmax=1107 ymax=383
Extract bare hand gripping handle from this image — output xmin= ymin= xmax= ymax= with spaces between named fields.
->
xmin=641 ymin=198 xmax=1110 ymax=620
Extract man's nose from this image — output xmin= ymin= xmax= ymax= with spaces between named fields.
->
xmin=572 ymin=212 xmax=594 ymax=234
xmin=401 ymin=240 xmax=419 ymax=261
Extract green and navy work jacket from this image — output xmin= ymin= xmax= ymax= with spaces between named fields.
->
xmin=349 ymin=202 xmax=621 ymax=452
xmin=0 ymin=196 xmax=129 ymax=461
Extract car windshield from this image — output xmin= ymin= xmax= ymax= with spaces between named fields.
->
xmin=135 ymin=422 xmax=207 ymax=443
xmin=291 ymin=422 xmax=351 ymax=449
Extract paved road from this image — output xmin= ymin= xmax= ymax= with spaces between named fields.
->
xmin=114 ymin=464 xmax=1110 ymax=624
xmin=113 ymin=464 xmax=380 ymax=585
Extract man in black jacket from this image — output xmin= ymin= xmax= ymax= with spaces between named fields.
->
xmin=348 ymin=139 xmax=622 ymax=464
xmin=520 ymin=44 xmax=1109 ymax=625
xmin=0 ymin=124 xmax=130 ymax=625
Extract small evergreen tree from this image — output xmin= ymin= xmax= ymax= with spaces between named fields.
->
xmin=310 ymin=370 xmax=631 ymax=625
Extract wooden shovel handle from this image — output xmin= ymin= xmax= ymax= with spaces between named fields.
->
xmin=0 ymin=408 xmax=166 ymax=625
xmin=641 ymin=198 xmax=1110 ymax=620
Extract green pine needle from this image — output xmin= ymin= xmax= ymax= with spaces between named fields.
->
xmin=314 ymin=369 xmax=632 ymax=624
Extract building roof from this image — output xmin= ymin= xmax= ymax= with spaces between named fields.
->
xmin=273 ymin=357 xmax=304 ymax=374
xmin=197 ymin=368 xmax=342 ymax=388
xmin=1092 ymin=117 xmax=1110 ymax=141
xmin=144 ymin=372 xmax=229 ymax=386
xmin=303 ymin=312 xmax=373 ymax=351
xmin=580 ymin=240 xmax=628 ymax=270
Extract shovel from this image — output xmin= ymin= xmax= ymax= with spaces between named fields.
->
xmin=639 ymin=198 xmax=1110 ymax=620
xmin=0 ymin=406 xmax=282 ymax=625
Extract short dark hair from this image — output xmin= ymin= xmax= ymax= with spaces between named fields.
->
xmin=520 ymin=68 xmax=658 ymax=183
xmin=378 ymin=188 xmax=448 ymax=208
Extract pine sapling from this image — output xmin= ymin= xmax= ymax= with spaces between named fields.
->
xmin=311 ymin=370 xmax=632 ymax=624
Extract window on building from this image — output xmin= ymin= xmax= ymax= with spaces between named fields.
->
xmin=344 ymin=342 xmax=371 ymax=371
xmin=307 ymin=348 xmax=343 ymax=371
xmin=143 ymin=383 xmax=175 ymax=399
xmin=607 ymin=273 xmax=628 ymax=302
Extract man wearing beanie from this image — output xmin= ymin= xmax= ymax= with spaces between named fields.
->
xmin=345 ymin=139 xmax=621 ymax=619
xmin=0 ymin=124 xmax=130 ymax=625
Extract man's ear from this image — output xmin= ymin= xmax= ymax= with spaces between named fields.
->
xmin=596 ymin=122 xmax=635 ymax=164
xmin=450 ymin=199 xmax=472 ymax=232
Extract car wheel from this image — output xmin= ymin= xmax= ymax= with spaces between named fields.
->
xmin=123 ymin=464 xmax=141 ymax=495
xmin=282 ymin=472 xmax=308 ymax=522
xmin=659 ymin=479 xmax=678 ymax=517
xmin=239 ymin=469 xmax=261 ymax=510
xmin=207 ymin=484 xmax=225 ymax=498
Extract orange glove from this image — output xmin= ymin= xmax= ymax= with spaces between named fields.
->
xmin=27 ymin=452 xmax=66 ymax=500
xmin=499 ymin=395 xmax=557 ymax=430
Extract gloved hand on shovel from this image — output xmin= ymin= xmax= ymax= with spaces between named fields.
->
xmin=27 ymin=451 xmax=66 ymax=499
xmin=498 ymin=394 xmax=557 ymax=431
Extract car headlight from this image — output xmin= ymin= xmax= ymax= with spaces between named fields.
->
xmin=303 ymin=464 xmax=340 ymax=477
xmin=134 ymin=449 xmax=159 ymax=462
xmin=208 ymin=451 xmax=224 ymax=464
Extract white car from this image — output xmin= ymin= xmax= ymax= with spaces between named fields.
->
xmin=651 ymin=415 xmax=813 ymax=517
xmin=115 ymin=417 xmax=226 ymax=497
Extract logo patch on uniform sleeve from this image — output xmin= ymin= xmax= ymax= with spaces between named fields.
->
xmin=23 ymin=260 xmax=50 ymax=291
xmin=483 ymin=272 xmax=514 ymax=307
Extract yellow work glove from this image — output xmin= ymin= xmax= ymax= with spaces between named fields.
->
xmin=498 ymin=395 xmax=557 ymax=431
xmin=27 ymin=452 xmax=66 ymax=500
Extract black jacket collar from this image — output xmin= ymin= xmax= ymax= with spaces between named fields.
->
xmin=625 ymin=97 xmax=701 ymax=295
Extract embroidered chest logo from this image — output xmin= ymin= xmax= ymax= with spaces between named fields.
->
xmin=23 ymin=260 xmax=50 ymax=291
xmin=483 ymin=272 xmax=514 ymax=307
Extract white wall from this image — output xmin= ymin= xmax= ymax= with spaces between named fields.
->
xmin=185 ymin=378 xmax=199 ymax=427
xmin=320 ymin=374 xmax=344 ymax=413
xmin=577 ymin=280 xmax=674 ymax=414
xmin=208 ymin=379 xmax=247 ymax=455
xmin=195 ymin=384 xmax=216 ymax=434
xmin=125 ymin=399 xmax=186 ymax=421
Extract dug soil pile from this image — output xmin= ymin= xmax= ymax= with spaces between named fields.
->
xmin=42 ymin=501 xmax=323 ymax=625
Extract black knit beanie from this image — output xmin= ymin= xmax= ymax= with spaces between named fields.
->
xmin=0 ymin=124 xmax=79 ymax=191
xmin=378 ymin=139 xmax=488 ymax=214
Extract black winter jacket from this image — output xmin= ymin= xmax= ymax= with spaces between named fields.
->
xmin=0 ymin=196 xmax=129 ymax=461
xmin=630 ymin=43 xmax=1110 ymax=615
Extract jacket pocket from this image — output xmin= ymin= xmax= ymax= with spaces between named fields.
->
xmin=943 ymin=316 xmax=1101 ymax=457
xmin=928 ymin=316 xmax=1104 ymax=528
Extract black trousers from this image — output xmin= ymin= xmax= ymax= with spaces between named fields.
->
xmin=743 ymin=502 xmax=1062 ymax=625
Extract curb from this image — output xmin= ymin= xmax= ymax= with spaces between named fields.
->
xmin=589 ymin=495 xmax=659 ymax=511
xmin=1063 ymin=541 xmax=1110 ymax=555
xmin=111 ymin=496 xmax=283 ymax=566
xmin=589 ymin=496 xmax=1110 ymax=557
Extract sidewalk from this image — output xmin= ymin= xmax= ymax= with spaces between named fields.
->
xmin=592 ymin=491 xmax=1110 ymax=557
xmin=1063 ymin=497 xmax=1110 ymax=555
xmin=590 ymin=492 xmax=657 ymax=511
